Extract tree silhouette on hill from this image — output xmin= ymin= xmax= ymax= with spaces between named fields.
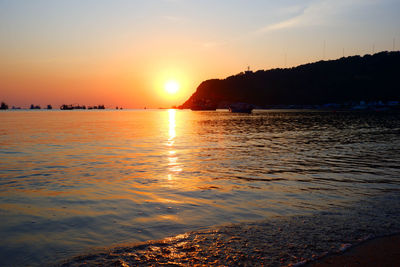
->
xmin=180 ymin=51 xmax=400 ymax=109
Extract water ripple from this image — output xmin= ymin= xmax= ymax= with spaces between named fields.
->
xmin=0 ymin=110 xmax=399 ymax=266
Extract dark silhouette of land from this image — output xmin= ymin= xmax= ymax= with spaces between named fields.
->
xmin=0 ymin=102 xmax=8 ymax=110
xmin=30 ymin=104 xmax=41 ymax=109
xmin=60 ymin=104 xmax=105 ymax=110
xmin=0 ymin=103 xmax=110 ymax=110
xmin=179 ymin=51 xmax=400 ymax=109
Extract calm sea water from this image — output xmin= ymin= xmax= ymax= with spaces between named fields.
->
xmin=0 ymin=109 xmax=399 ymax=266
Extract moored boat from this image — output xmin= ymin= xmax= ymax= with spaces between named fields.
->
xmin=228 ymin=102 xmax=253 ymax=113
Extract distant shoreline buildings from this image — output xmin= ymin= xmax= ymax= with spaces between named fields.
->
xmin=0 ymin=103 xmax=119 ymax=110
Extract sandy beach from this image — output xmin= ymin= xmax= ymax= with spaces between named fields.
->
xmin=309 ymin=234 xmax=400 ymax=267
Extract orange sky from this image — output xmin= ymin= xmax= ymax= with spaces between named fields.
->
xmin=0 ymin=0 xmax=399 ymax=108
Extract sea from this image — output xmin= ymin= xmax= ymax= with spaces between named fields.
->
xmin=0 ymin=109 xmax=399 ymax=266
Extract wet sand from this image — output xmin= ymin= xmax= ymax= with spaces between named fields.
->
xmin=309 ymin=234 xmax=400 ymax=267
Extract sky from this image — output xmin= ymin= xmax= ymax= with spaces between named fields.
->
xmin=0 ymin=0 xmax=399 ymax=108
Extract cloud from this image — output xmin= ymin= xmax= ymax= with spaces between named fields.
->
xmin=256 ymin=0 xmax=379 ymax=33
xmin=263 ymin=16 xmax=302 ymax=32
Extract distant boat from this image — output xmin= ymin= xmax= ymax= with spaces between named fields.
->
xmin=30 ymin=104 xmax=41 ymax=110
xmin=228 ymin=103 xmax=253 ymax=113
xmin=60 ymin=104 xmax=74 ymax=110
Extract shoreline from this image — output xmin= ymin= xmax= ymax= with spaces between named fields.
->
xmin=58 ymin=223 xmax=400 ymax=267
xmin=58 ymin=193 xmax=400 ymax=266
xmin=308 ymin=234 xmax=400 ymax=267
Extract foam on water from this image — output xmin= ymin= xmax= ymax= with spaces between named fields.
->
xmin=60 ymin=193 xmax=400 ymax=266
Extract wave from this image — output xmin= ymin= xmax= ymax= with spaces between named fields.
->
xmin=58 ymin=193 xmax=400 ymax=266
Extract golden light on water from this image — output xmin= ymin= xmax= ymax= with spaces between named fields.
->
xmin=168 ymin=109 xmax=176 ymax=142
xmin=167 ymin=109 xmax=182 ymax=177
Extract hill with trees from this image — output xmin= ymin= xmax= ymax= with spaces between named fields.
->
xmin=179 ymin=51 xmax=400 ymax=109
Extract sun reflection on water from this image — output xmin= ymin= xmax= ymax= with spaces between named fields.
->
xmin=1 ymin=110 xmax=400 ymax=266
xmin=168 ymin=109 xmax=176 ymax=142
xmin=167 ymin=109 xmax=182 ymax=178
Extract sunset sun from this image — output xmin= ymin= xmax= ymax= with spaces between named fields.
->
xmin=164 ymin=80 xmax=180 ymax=94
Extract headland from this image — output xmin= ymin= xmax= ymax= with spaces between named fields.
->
xmin=179 ymin=51 xmax=400 ymax=111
